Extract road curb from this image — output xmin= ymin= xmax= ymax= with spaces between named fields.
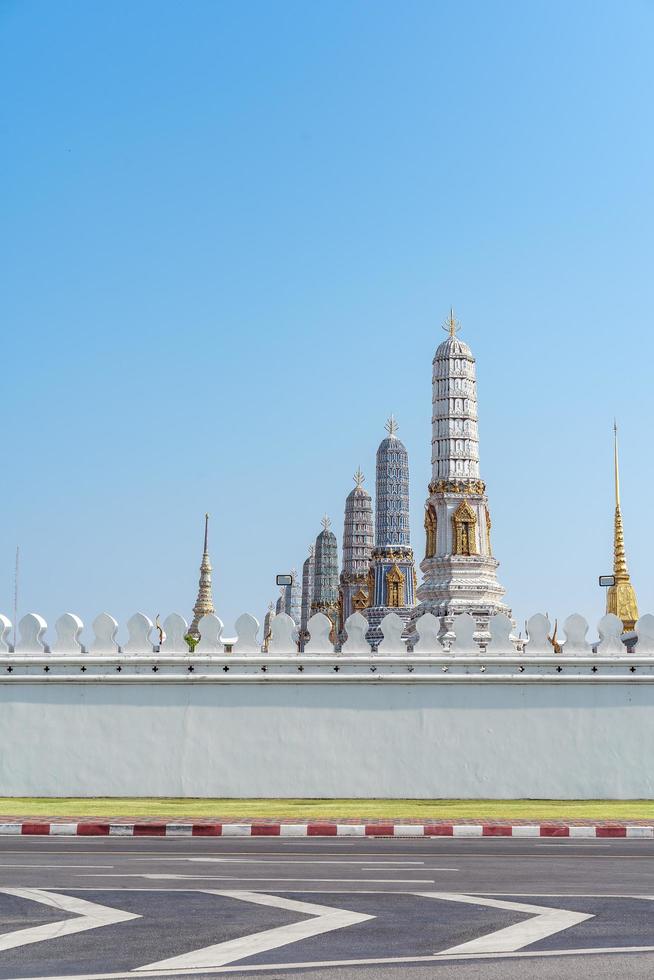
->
xmin=0 ymin=821 xmax=651 ymax=838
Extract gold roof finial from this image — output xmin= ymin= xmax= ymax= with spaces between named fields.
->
xmin=606 ymin=420 xmax=639 ymax=632
xmin=385 ymin=415 xmax=399 ymax=436
xmin=443 ymin=307 xmax=460 ymax=337
xmin=613 ymin=419 xmax=620 ymax=509
xmin=353 ymin=467 xmax=365 ymax=488
xmin=321 ymin=514 xmax=332 ymax=531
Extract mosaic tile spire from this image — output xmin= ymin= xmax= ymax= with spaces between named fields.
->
xmin=311 ymin=516 xmax=339 ymax=635
xmin=366 ymin=419 xmax=417 ymax=645
xmin=339 ymin=469 xmax=374 ymax=632
xmin=299 ymin=545 xmax=315 ymax=648
xmin=375 ymin=416 xmax=411 ymax=547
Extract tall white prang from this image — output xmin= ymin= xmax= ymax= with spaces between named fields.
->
xmin=415 ymin=310 xmax=510 ymax=635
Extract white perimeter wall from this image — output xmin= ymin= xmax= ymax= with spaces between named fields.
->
xmin=1 ymin=681 xmax=652 ymax=799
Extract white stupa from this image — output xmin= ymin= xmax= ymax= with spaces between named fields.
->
xmin=415 ymin=310 xmax=510 ymax=631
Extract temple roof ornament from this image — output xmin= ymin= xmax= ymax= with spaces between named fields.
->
xmin=188 ymin=513 xmax=215 ymax=640
xmin=321 ymin=514 xmax=331 ymax=531
xmin=606 ymin=421 xmax=639 ymax=632
xmin=443 ymin=307 xmax=460 ymax=337
xmin=353 ymin=467 xmax=365 ymax=488
xmin=385 ymin=415 xmax=399 ymax=437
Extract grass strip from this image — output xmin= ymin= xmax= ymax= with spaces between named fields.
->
xmin=0 ymin=798 xmax=652 ymax=820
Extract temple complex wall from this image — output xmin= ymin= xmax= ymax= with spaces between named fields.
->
xmin=1 ymin=677 xmax=654 ymax=799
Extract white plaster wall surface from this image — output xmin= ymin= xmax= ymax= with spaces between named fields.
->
xmin=0 ymin=681 xmax=652 ymax=799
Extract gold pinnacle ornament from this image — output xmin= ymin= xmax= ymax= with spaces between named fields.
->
xmin=443 ymin=307 xmax=460 ymax=337
xmin=606 ymin=422 xmax=639 ymax=632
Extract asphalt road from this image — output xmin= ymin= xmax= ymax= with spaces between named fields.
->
xmin=0 ymin=835 xmax=653 ymax=980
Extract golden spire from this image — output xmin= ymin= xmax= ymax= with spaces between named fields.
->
xmin=606 ymin=422 xmax=638 ymax=632
xmin=442 ymin=307 xmax=460 ymax=337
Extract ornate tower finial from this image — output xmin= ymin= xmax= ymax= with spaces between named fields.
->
xmin=443 ymin=307 xmax=460 ymax=337
xmin=321 ymin=514 xmax=331 ymax=531
xmin=353 ymin=467 xmax=365 ymax=488
xmin=613 ymin=419 xmax=620 ymax=509
xmin=308 ymin=543 xmax=315 ymax=557
xmin=607 ymin=420 xmax=638 ymax=632
xmin=385 ymin=415 xmax=399 ymax=436
xmin=188 ymin=512 xmax=216 ymax=640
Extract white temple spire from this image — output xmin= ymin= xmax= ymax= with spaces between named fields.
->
xmin=188 ymin=513 xmax=215 ymax=640
xmin=414 ymin=313 xmax=509 ymax=633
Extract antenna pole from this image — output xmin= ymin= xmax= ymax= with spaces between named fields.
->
xmin=13 ymin=546 xmax=19 ymax=649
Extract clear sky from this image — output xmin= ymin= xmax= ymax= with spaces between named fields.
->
xmin=2 ymin=0 xmax=653 ymax=643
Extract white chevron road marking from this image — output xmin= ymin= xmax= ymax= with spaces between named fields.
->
xmin=135 ymin=890 xmax=373 ymax=971
xmin=0 ymin=887 xmax=140 ymax=953
xmin=417 ymin=892 xmax=593 ymax=953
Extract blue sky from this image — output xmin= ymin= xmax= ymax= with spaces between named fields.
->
xmin=2 ymin=0 xmax=653 ymax=642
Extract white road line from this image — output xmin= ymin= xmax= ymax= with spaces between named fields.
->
xmin=0 ymin=887 xmax=139 ymax=953
xmin=0 ymin=865 xmax=114 ymax=869
xmin=135 ymin=889 xmax=374 ymax=971
xmin=360 ymin=867 xmax=458 ymax=872
xmin=186 ymin=858 xmax=426 ymax=865
xmin=417 ymin=892 xmax=593 ymax=954
xmin=73 ymin=873 xmax=435 ymax=883
xmin=11 ymin=945 xmax=654 ymax=980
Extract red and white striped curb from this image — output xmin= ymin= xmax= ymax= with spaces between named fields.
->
xmin=0 ymin=822 xmax=651 ymax=838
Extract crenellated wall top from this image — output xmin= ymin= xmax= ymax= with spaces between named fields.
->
xmin=0 ymin=610 xmax=653 ymax=683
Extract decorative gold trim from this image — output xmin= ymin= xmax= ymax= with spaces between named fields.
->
xmin=386 ymin=564 xmax=405 ymax=608
xmin=452 ymin=499 xmax=478 ymax=556
xmin=429 ymin=478 xmax=486 ymax=496
xmin=366 ymin=567 xmax=375 ymax=608
xmin=485 ymin=506 xmax=492 ymax=555
xmin=424 ymin=504 xmax=437 ymax=558
xmin=370 ymin=547 xmax=415 ymax=563
xmin=352 ymin=588 xmax=369 ymax=611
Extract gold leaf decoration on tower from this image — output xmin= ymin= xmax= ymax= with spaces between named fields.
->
xmin=424 ymin=504 xmax=437 ymax=558
xmin=386 ymin=564 xmax=405 ymax=607
xmin=452 ymin=500 xmax=478 ymax=556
